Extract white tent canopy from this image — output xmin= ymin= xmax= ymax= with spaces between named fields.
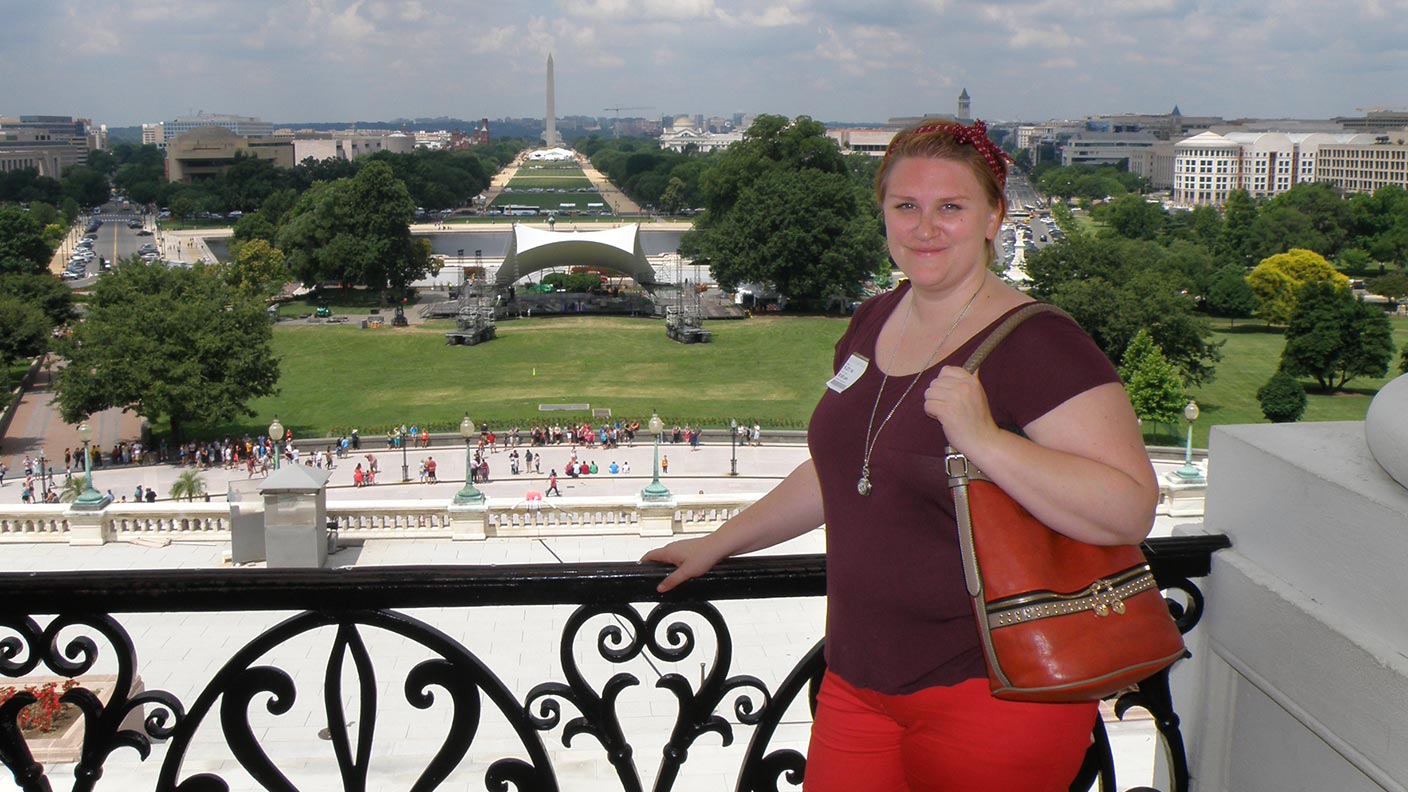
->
xmin=497 ymin=224 xmax=657 ymax=288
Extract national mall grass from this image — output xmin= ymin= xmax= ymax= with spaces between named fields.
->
xmin=234 ymin=315 xmax=1408 ymax=447
xmin=240 ymin=316 xmax=847 ymax=439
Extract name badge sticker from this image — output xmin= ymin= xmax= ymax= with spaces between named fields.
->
xmin=827 ymin=354 xmax=870 ymax=393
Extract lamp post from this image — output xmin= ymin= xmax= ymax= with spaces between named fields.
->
xmin=37 ymin=450 xmax=49 ymax=501
xmin=73 ymin=420 xmax=112 ymax=509
xmin=268 ymin=417 xmax=284 ymax=470
xmin=454 ymin=413 xmax=486 ymax=504
xmin=729 ymin=418 xmax=739 ymax=477
xmin=640 ymin=411 xmax=672 ymax=502
xmin=399 ymin=423 xmax=410 ymax=483
xmin=1174 ymin=401 xmax=1205 ymax=482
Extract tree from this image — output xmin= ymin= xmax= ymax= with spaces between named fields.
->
xmin=60 ymin=165 xmax=111 ymax=208
xmin=0 ymin=206 xmax=54 ymax=274
xmin=1257 ymin=371 xmax=1308 ymax=423
xmin=1206 ymin=265 xmax=1257 ymax=325
xmin=1215 ymin=189 xmax=1258 ymax=266
xmin=1368 ymin=272 xmax=1408 ymax=303
xmin=681 ymin=115 xmax=885 ymax=303
xmin=276 ymin=161 xmax=432 ymax=296
xmin=0 ymin=272 xmax=75 ymax=325
xmin=169 ymin=469 xmax=208 ymax=502
xmin=1118 ymin=329 xmax=1186 ymax=427
xmin=1025 ymin=236 xmax=1221 ymax=385
xmin=52 ymin=260 xmax=280 ymax=439
xmin=222 ymin=238 xmax=291 ymax=300
xmin=686 ymin=167 xmax=884 ymax=301
xmin=0 ymin=295 xmax=50 ymax=375
xmin=1279 ymin=281 xmax=1394 ymax=392
xmin=1246 ymin=248 xmax=1349 ymax=325
xmin=1103 ymin=194 xmax=1164 ymax=241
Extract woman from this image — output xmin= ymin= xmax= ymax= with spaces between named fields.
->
xmin=642 ymin=120 xmax=1157 ymax=791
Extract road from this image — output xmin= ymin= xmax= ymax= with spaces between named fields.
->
xmin=55 ymin=209 xmax=155 ymax=287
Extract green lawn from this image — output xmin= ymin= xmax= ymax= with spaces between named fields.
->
xmin=204 ymin=312 xmax=1406 ymax=446
xmin=1180 ymin=316 xmax=1408 ymax=447
xmin=232 ymin=316 xmax=848 ymax=439
xmin=490 ymin=192 xmax=607 ymax=210
xmin=505 ymin=176 xmax=594 ymax=191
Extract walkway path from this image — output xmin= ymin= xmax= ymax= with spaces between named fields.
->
xmin=1 ymin=356 xmax=145 ymax=475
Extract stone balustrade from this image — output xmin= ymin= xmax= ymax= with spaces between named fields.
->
xmin=0 ymin=494 xmax=761 ymax=546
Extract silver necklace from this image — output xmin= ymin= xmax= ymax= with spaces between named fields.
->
xmin=857 ymin=279 xmax=986 ymax=496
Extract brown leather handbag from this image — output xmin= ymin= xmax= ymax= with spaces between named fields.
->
xmin=947 ymin=303 xmax=1186 ymax=703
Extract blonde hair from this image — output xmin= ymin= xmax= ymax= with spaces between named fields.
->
xmin=875 ymin=121 xmax=1009 ymax=263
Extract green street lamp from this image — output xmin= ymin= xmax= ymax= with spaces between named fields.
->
xmin=1174 ymin=401 xmax=1205 ymax=482
xmin=268 ymin=417 xmax=284 ymax=470
xmin=729 ymin=418 xmax=739 ymax=477
xmin=399 ymin=423 xmax=410 ymax=482
xmin=641 ymin=411 xmax=672 ymax=502
xmin=73 ymin=420 xmax=112 ymax=509
xmin=455 ymin=413 xmax=486 ymax=505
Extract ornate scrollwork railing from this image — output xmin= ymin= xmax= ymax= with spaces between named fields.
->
xmin=0 ymin=534 xmax=1228 ymax=792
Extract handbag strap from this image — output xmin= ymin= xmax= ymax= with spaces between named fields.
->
xmin=959 ymin=302 xmax=1068 ymax=374
xmin=946 ymin=301 xmax=1069 ymax=599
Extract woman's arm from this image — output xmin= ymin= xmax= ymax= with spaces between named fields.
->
xmin=640 ymin=459 xmax=825 ymax=592
xmin=926 ymin=371 xmax=1158 ymax=545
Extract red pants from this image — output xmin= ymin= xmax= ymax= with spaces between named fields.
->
xmin=804 ymin=671 xmax=1097 ymax=792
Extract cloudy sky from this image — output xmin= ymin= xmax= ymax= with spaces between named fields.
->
xmin=4 ymin=0 xmax=1406 ymax=128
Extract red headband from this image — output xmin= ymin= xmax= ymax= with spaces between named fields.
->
xmin=885 ymin=119 xmax=1012 ymax=191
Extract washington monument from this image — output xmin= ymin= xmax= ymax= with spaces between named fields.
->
xmin=543 ymin=53 xmax=562 ymax=147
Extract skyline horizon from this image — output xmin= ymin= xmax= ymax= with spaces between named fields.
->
xmin=6 ymin=2 xmax=1406 ymax=132
xmin=41 ymin=102 xmax=1408 ymax=136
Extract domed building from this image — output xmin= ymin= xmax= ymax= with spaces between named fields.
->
xmin=659 ymin=114 xmax=743 ymax=153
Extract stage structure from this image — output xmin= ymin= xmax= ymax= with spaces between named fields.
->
xmin=444 ymin=267 xmax=497 ymax=346
xmin=496 ymin=224 xmax=658 ymax=290
xmin=664 ymin=255 xmax=711 ymax=344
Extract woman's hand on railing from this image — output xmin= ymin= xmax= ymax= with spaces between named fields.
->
xmin=640 ymin=536 xmax=729 ymax=593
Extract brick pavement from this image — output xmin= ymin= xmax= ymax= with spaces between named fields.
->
xmin=2 ymin=355 xmax=146 ymax=473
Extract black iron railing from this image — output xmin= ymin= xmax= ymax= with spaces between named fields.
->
xmin=0 ymin=534 xmax=1229 ymax=792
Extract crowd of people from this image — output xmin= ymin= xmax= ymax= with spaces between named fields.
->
xmin=8 ymin=419 xmax=763 ymax=502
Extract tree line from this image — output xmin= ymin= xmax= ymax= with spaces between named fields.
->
xmin=83 ymin=140 xmax=526 ymax=219
xmin=1030 ymin=181 xmax=1408 ymax=427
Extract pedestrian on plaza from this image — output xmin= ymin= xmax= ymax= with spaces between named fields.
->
xmin=426 ymin=457 xmax=437 ymax=483
xmin=546 ymin=470 xmax=560 ymax=497
xmin=0 ymin=461 xmax=6 ymax=487
xmin=354 ymin=464 xmax=365 ymax=488
xmin=144 ymin=487 xmax=156 ymax=503
xmin=642 ymin=119 xmax=1158 ymax=792
xmin=661 ymin=455 xmax=669 ymax=474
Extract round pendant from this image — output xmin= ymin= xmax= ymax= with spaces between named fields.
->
xmin=857 ymin=476 xmax=871 ymax=496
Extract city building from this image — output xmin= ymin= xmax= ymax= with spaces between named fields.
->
xmin=0 ymin=115 xmax=102 ymax=165
xmin=826 ymin=127 xmax=895 ymax=156
xmin=142 ymin=123 xmax=165 ymax=148
xmin=658 ymin=116 xmax=743 ymax=153
xmin=289 ymin=131 xmax=415 ymax=164
xmin=1171 ymin=130 xmax=1374 ymax=206
xmin=161 ymin=114 xmax=273 ymax=148
xmin=1089 ymin=107 xmax=1223 ymax=141
xmin=828 ymin=93 xmax=982 ymax=157
xmin=1126 ymin=143 xmax=1179 ymax=191
xmin=165 ymin=126 xmax=294 ymax=183
xmin=1315 ymin=132 xmax=1408 ymax=195
xmin=0 ymin=128 xmax=83 ymax=176
xmin=1059 ymin=131 xmax=1163 ymax=167
xmin=1333 ymin=107 xmax=1408 ymax=132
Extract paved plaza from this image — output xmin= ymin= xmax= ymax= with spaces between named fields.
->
xmin=2 ymin=382 xmax=1194 ymax=790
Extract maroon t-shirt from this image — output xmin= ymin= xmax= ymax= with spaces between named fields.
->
xmin=807 ymin=283 xmax=1120 ymax=695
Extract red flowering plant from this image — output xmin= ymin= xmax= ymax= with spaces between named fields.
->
xmin=0 ymin=680 xmax=80 ymax=733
